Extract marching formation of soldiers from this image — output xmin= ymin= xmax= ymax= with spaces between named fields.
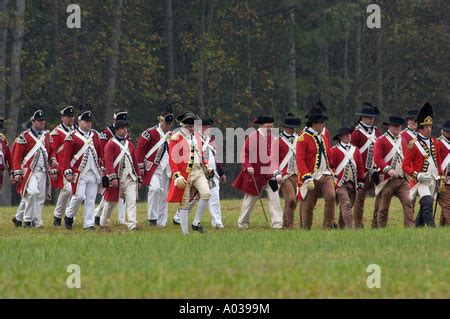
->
xmin=1 ymin=100 xmax=449 ymax=234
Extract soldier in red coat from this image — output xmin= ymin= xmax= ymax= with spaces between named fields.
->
xmin=0 ymin=113 xmax=12 ymax=195
xmin=373 ymin=116 xmax=414 ymax=227
xmin=94 ymin=109 xmax=128 ymax=226
xmin=50 ymin=106 xmax=76 ymax=226
xmin=168 ymin=112 xmax=213 ymax=234
xmin=402 ymin=102 xmax=442 ymax=227
xmin=63 ymin=109 xmax=105 ymax=230
xmin=330 ymin=127 xmax=365 ymax=229
xmin=136 ymin=111 xmax=173 ymax=226
xmin=100 ymin=120 xmax=141 ymax=230
xmin=401 ymin=109 xmax=418 ymax=148
xmin=351 ymin=102 xmax=381 ymax=228
xmin=297 ymin=106 xmax=336 ymax=230
xmin=233 ymin=115 xmax=283 ymax=229
xmin=271 ymin=113 xmax=301 ymax=228
xmin=12 ymin=109 xmax=55 ymax=228
xmin=437 ymin=120 xmax=449 ymax=226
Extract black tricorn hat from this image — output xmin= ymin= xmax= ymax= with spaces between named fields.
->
xmin=306 ymin=105 xmax=329 ymax=123
xmin=31 ymin=109 xmax=46 ymax=121
xmin=442 ymin=120 xmax=450 ymax=131
xmin=176 ymin=111 xmax=199 ymax=125
xmin=78 ymin=110 xmax=92 ymax=121
xmin=282 ymin=113 xmax=301 ymax=128
xmin=114 ymin=109 xmax=128 ymax=121
xmin=60 ymin=105 xmax=74 ymax=116
xmin=159 ymin=111 xmax=174 ymax=123
xmin=333 ymin=126 xmax=354 ymax=141
xmin=113 ymin=120 xmax=129 ymax=129
xmin=254 ymin=115 xmax=274 ymax=125
xmin=416 ymin=102 xmax=433 ymax=127
xmin=404 ymin=109 xmax=417 ymax=120
xmin=383 ymin=115 xmax=406 ymax=126
xmin=201 ymin=118 xmax=214 ymax=126
xmin=355 ymin=102 xmax=381 ymax=117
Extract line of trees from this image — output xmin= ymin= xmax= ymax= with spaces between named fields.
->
xmin=0 ymin=1 xmax=449 ymax=203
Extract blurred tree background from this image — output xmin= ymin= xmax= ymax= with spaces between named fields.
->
xmin=0 ymin=0 xmax=449 ymax=204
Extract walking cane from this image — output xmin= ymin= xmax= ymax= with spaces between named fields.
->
xmin=250 ymin=173 xmax=270 ymax=226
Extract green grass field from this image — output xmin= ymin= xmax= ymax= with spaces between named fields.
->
xmin=1 ymin=198 xmax=449 ymax=298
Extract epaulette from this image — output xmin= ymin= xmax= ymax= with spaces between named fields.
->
xmin=17 ymin=132 xmax=27 ymax=144
xmin=408 ymin=138 xmax=417 ymax=150
xmin=171 ymin=131 xmax=182 ymax=141
xmin=141 ymin=130 xmax=152 ymax=141
xmin=50 ymin=128 xmax=59 ymax=136
xmin=99 ymin=132 xmax=108 ymax=140
xmin=297 ymin=132 xmax=306 ymax=142
xmin=65 ymin=131 xmax=75 ymax=141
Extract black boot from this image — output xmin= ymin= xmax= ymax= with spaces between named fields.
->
xmin=148 ymin=219 xmax=157 ymax=226
xmin=64 ymin=216 xmax=74 ymax=230
xmin=23 ymin=221 xmax=32 ymax=228
xmin=12 ymin=217 xmax=22 ymax=228
xmin=420 ymin=196 xmax=436 ymax=227
xmin=94 ymin=216 xmax=100 ymax=226
xmin=415 ymin=206 xmax=425 ymax=227
xmin=192 ymin=223 xmax=207 ymax=233
xmin=53 ymin=216 xmax=62 ymax=227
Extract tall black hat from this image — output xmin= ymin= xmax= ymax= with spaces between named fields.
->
xmin=416 ymin=102 xmax=433 ymax=127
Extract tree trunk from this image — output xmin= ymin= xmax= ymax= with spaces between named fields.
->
xmin=342 ymin=28 xmax=349 ymax=125
xmin=0 ymin=0 xmax=9 ymax=206
xmin=7 ymin=0 xmax=25 ymax=144
xmin=166 ymin=0 xmax=174 ymax=91
xmin=104 ymin=0 xmax=123 ymax=125
xmin=286 ymin=1 xmax=297 ymax=111
xmin=196 ymin=0 xmax=206 ymax=118
xmin=354 ymin=16 xmax=362 ymax=111
xmin=376 ymin=29 xmax=383 ymax=111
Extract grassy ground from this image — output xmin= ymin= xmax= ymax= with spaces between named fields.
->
xmin=0 ymin=197 xmax=449 ymax=298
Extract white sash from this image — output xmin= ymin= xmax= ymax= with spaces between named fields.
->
xmin=403 ymin=129 xmax=416 ymax=140
xmin=439 ymin=138 xmax=450 ymax=172
xmin=384 ymin=134 xmax=404 ymax=163
xmin=70 ymin=131 xmax=95 ymax=167
xmin=414 ymin=139 xmax=438 ymax=175
xmin=335 ymin=145 xmax=356 ymax=176
xmin=356 ymin=126 xmax=377 ymax=154
xmin=56 ymin=126 xmax=71 ymax=154
xmin=22 ymin=132 xmax=48 ymax=167
xmin=278 ymin=136 xmax=296 ymax=172
xmin=112 ymin=138 xmax=131 ymax=168
xmin=145 ymin=132 xmax=170 ymax=160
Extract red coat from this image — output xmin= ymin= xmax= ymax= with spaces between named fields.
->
xmin=351 ymin=124 xmax=381 ymax=172
xmin=100 ymin=126 xmax=131 ymax=151
xmin=62 ymin=129 xmax=104 ymax=194
xmin=437 ymin=135 xmax=449 ymax=183
xmin=402 ymin=136 xmax=442 ymax=188
xmin=330 ymin=144 xmax=364 ymax=187
xmin=12 ymin=129 xmax=53 ymax=196
xmin=103 ymin=137 xmax=140 ymax=202
xmin=168 ymin=129 xmax=209 ymax=203
xmin=50 ymin=124 xmax=75 ymax=189
xmin=233 ymin=129 xmax=274 ymax=196
xmin=136 ymin=125 xmax=170 ymax=186
xmin=270 ymin=134 xmax=297 ymax=177
xmin=296 ymin=129 xmax=332 ymax=183
xmin=0 ymin=133 xmax=12 ymax=192
xmin=400 ymin=127 xmax=416 ymax=149
xmin=373 ymin=132 xmax=407 ymax=184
